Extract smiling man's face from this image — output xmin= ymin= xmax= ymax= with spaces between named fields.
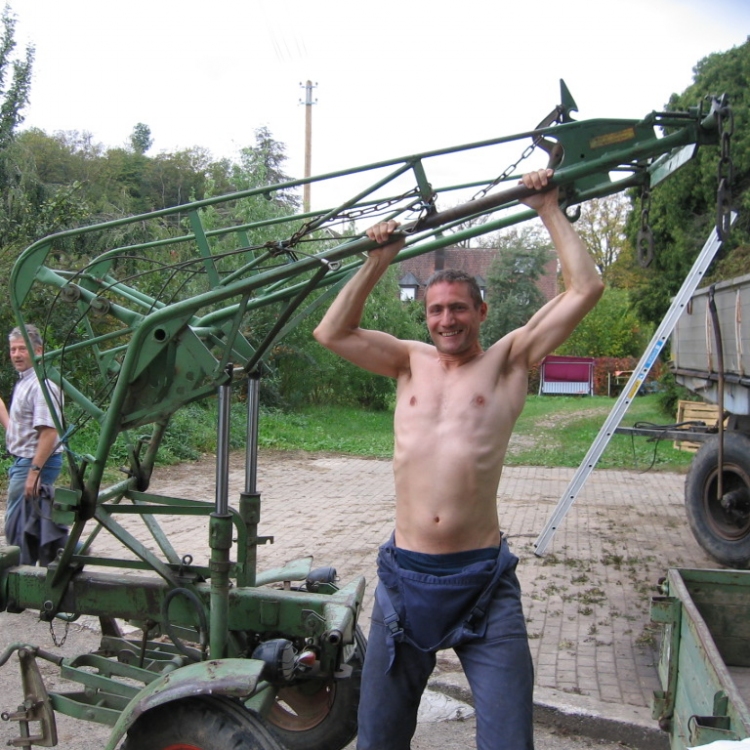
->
xmin=424 ymin=281 xmax=487 ymax=357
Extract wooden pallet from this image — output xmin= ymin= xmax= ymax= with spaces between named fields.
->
xmin=675 ymin=400 xmax=721 ymax=452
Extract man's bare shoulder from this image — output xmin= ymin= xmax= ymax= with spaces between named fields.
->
xmin=389 ymin=339 xmax=433 ymax=380
xmin=405 ymin=339 xmax=435 ymax=353
xmin=401 ymin=339 xmax=434 ymax=364
xmin=481 ymin=330 xmax=518 ymax=368
xmin=462 ymin=331 xmax=535 ymax=392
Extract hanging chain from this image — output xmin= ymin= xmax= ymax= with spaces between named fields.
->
xmin=342 ymin=188 xmax=422 ymax=222
xmin=636 ymin=183 xmax=654 ymax=268
xmin=49 ymin=617 xmax=70 ymax=647
xmin=276 ymin=187 xmax=423 ymax=256
xmin=716 ymin=101 xmax=734 ymax=242
xmin=471 ymin=134 xmax=544 ymax=202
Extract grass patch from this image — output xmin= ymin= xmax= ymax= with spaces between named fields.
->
xmin=506 ymin=394 xmax=694 ymax=472
xmin=258 ymin=406 xmax=394 ymax=457
xmin=254 ymin=394 xmax=694 ymax=472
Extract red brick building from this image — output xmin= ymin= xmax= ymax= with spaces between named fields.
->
xmin=396 ymin=246 xmax=559 ymax=303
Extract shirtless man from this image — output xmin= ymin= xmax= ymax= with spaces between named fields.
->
xmin=314 ymin=168 xmax=603 ymax=750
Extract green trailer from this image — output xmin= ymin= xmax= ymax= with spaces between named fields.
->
xmin=0 ymin=83 xmax=730 ymax=748
xmin=652 ymin=568 xmax=750 ymax=749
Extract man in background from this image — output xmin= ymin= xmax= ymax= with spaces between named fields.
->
xmin=1 ymin=324 xmax=65 ymax=564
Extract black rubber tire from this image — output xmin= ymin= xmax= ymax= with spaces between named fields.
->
xmin=266 ymin=626 xmax=366 ymax=750
xmin=685 ymin=432 xmax=750 ymax=568
xmin=120 ymin=695 xmax=285 ymax=750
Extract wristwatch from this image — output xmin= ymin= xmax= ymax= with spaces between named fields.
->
xmin=30 ymin=464 xmax=42 ymax=472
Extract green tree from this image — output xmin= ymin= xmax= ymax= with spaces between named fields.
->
xmin=556 ymin=287 xmax=651 ymax=358
xmin=143 ymin=147 xmax=217 ymax=211
xmin=129 ymin=123 xmax=153 ymax=155
xmin=575 ymin=194 xmax=633 ymax=286
xmin=0 ymin=5 xmax=32 ymax=150
xmin=0 ymin=7 xmax=92 ymax=375
xmin=232 ymin=126 xmax=300 ymax=212
xmin=18 ymin=128 xmax=100 ymax=186
xmin=480 ymin=226 xmax=552 ymax=348
xmin=629 ymin=38 xmax=750 ymax=327
xmin=0 ymin=3 xmax=34 ymax=246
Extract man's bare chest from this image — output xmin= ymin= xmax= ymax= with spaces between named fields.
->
xmin=396 ymin=362 xmax=508 ymax=425
xmin=404 ymin=385 xmax=492 ymax=419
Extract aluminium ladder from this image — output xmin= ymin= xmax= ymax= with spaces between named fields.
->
xmin=534 ymin=213 xmax=737 ymax=555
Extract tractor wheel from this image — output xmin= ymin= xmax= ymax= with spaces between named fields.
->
xmin=266 ymin=626 xmax=366 ymax=750
xmin=685 ymin=432 xmax=750 ymax=568
xmin=120 ymin=695 xmax=285 ymax=750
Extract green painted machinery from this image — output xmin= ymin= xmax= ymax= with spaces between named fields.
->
xmin=652 ymin=568 xmax=750 ymax=748
xmin=0 ymin=82 xmax=730 ymax=748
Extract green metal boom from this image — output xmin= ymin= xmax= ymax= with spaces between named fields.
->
xmin=9 ymin=84 xmax=726 ymax=518
xmin=0 ymin=81 xmax=730 ymax=748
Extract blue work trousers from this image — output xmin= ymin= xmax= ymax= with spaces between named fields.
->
xmin=5 ymin=455 xmax=62 ymax=540
xmin=357 ymin=540 xmax=534 ymax=750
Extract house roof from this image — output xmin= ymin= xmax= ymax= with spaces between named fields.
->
xmin=398 ymin=271 xmax=420 ymax=286
xmin=397 ymin=247 xmax=558 ymax=302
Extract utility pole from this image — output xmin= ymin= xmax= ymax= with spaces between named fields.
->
xmin=300 ymin=80 xmax=317 ymax=213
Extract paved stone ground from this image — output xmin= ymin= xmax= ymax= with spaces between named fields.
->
xmin=0 ymin=450 xmax=717 ymax=747
xmin=137 ymin=451 xmax=714 ymax=711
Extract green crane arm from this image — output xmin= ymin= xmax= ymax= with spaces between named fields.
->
xmin=9 ymin=81 xmax=728 ymax=516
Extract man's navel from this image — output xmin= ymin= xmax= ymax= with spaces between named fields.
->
xmin=409 ymin=396 xmax=417 ymax=406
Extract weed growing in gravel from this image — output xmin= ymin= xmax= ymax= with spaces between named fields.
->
xmin=635 ymin=624 xmax=659 ymax=648
xmin=579 ymin=587 xmax=607 ymax=605
xmin=601 ymin=552 xmax=625 ymax=569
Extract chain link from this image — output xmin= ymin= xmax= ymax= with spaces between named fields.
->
xmin=636 ymin=184 xmax=654 ymax=268
xmin=471 ymin=135 xmax=543 ymax=202
xmin=277 ymin=187 xmax=424 ymax=254
xmin=343 ymin=188 xmax=422 ymax=222
xmin=49 ymin=617 xmax=70 ymax=647
xmin=716 ymin=102 xmax=734 ymax=242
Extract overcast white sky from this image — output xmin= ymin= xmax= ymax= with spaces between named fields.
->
xmin=11 ymin=0 xmax=750 ymax=210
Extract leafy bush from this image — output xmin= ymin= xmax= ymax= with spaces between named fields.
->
xmin=591 ymin=356 xmax=667 ymax=396
xmin=656 ymin=370 xmax=700 ymax=418
xmin=481 ymin=227 xmax=552 ymax=348
xmin=290 ymin=267 xmax=424 ymax=411
xmin=527 ymin=361 xmax=540 ymax=395
xmin=557 ymin=288 xmax=652 ymax=359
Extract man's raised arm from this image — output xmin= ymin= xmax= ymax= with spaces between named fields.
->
xmin=509 ymin=169 xmax=605 ymax=367
xmin=313 ymin=221 xmax=411 ymax=379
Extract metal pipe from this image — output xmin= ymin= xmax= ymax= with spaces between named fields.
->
xmin=209 ymin=366 xmax=234 ymax=658
xmin=245 ymin=372 xmax=260 ymax=496
xmin=708 ymin=286 xmax=726 ymax=500
xmin=215 ymin=366 xmax=233 ymax=516
xmin=239 ymin=371 xmax=262 ymax=588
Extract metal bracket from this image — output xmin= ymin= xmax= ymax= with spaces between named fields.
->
xmin=1 ymin=648 xmax=57 ymax=747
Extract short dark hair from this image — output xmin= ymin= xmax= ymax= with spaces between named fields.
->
xmin=424 ymin=269 xmax=483 ymax=308
xmin=9 ymin=324 xmax=43 ymax=350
